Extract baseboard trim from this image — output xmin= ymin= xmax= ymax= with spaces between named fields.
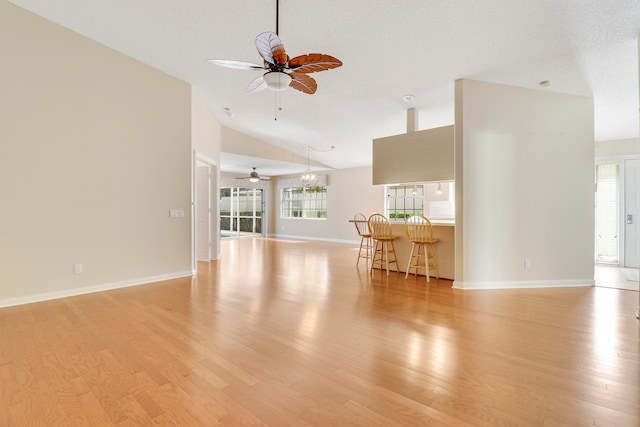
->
xmin=452 ymin=279 xmax=595 ymax=290
xmin=268 ymin=233 xmax=360 ymax=245
xmin=0 ymin=271 xmax=193 ymax=309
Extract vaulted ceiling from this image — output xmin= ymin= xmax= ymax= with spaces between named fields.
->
xmin=9 ymin=0 xmax=640 ymax=175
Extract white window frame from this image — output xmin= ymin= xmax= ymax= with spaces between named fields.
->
xmin=281 ymin=186 xmax=328 ymax=220
xmin=385 ymin=184 xmax=424 ymax=222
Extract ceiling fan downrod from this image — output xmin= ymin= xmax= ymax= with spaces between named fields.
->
xmin=275 ymin=0 xmax=279 ymax=35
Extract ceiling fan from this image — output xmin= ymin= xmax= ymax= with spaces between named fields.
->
xmin=235 ymin=168 xmax=272 ymax=183
xmin=208 ymin=0 xmax=342 ymax=94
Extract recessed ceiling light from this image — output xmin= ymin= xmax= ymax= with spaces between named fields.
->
xmin=224 ymin=107 xmax=233 ymax=117
xmin=539 ymin=80 xmax=551 ymax=87
xmin=402 ymin=94 xmax=415 ymax=102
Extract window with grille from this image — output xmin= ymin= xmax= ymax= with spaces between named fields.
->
xmin=385 ymin=184 xmax=424 ymax=221
xmin=281 ymin=186 xmax=327 ymax=219
xmin=220 ymin=187 xmax=263 ymax=235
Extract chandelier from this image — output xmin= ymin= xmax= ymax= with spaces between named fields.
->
xmin=300 ymin=145 xmax=334 ymax=187
xmin=300 ymin=146 xmax=317 ymax=187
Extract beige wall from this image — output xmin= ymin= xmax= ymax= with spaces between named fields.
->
xmin=222 ymin=127 xmax=311 ymax=166
xmin=0 ymin=2 xmax=193 ymax=306
xmin=372 ymin=125 xmax=455 ymax=184
xmin=595 ymin=138 xmax=640 ymax=158
xmin=192 ymin=88 xmax=222 ymax=163
xmin=272 ymin=166 xmax=384 ymax=242
xmin=454 ymin=79 xmax=595 ymax=289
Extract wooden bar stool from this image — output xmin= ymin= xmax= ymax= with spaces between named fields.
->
xmin=368 ymin=213 xmax=399 ymax=275
xmin=404 ymin=215 xmax=439 ymax=282
xmin=353 ymin=213 xmax=373 ymax=268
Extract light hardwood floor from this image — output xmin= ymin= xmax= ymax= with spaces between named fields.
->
xmin=1 ymin=237 xmax=639 ymax=426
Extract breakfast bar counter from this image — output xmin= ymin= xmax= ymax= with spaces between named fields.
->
xmin=389 ymin=221 xmax=454 ymax=280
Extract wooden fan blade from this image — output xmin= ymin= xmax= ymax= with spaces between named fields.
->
xmin=255 ymin=32 xmax=287 ymax=65
xmin=246 ymin=75 xmax=267 ymax=92
xmin=208 ymin=59 xmax=265 ymax=71
xmin=289 ymin=72 xmax=317 ymax=94
xmin=287 ymin=54 xmax=342 ymax=73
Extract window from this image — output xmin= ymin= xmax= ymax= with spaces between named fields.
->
xmin=385 ymin=184 xmax=424 ymax=221
xmin=385 ymin=182 xmax=455 ymax=221
xmin=281 ymin=186 xmax=327 ymax=219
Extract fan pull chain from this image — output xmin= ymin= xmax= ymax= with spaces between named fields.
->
xmin=274 ymin=91 xmax=283 ymax=121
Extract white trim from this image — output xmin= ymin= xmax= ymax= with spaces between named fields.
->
xmin=595 ymin=154 xmax=640 ymax=164
xmin=0 ymin=271 xmax=193 ymax=309
xmin=452 ymin=279 xmax=594 ymax=290
xmin=194 ymin=152 xmax=217 ymax=166
xmin=193 ymin=150 xmax=219 ymax=273
xmin=269 ymin=233 xmax=360 ymax=245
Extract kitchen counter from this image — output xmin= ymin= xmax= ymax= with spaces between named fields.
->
xmin=389 ymin=222 xmax=454 ymax=280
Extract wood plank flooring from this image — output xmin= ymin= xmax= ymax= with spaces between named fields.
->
xmin=1 ymin=237 xmax=639 ymax=426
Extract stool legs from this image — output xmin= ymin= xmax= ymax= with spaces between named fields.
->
xmin=356 ymin=235 xmax=372 ymax=268
xmin=424 ymin=243 xmax=431 ymax=283
xmin=405 ymin=242 xmax=438 ymax=283
xmin=370 ymin=239 xmax=398 ymax=275
xmin=405 ymin=243 xmax=417 ymax=279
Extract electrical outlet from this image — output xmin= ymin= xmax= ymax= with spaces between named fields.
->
xmin=524 ymin=259 xmax=532 ymax=269
xmin=74 ymin=264 xmax=83 ymax=274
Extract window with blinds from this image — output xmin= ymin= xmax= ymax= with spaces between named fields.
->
xmin=596 ymin=164 xmax=619 ymax=264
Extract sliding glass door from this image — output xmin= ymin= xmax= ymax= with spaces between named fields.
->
xmin=220 ymin=187 xmax=263 ymax=238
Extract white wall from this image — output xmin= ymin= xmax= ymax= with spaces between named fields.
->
xmin=0 ymin=2 xmax=193 ymax=306
xmin=454 ymin=79 xmax=595 ymax=289
xmin=272 ymin=166 xmax=384 ymax=243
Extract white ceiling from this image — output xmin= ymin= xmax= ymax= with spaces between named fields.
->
xmin=10 ymin=0 xmax=640 ymax=176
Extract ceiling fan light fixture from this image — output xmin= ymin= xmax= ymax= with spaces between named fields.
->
xmin=264 ymin=71 xmax=291 ymax=91
xmin=249 ymin=168 xmax=261 ymax=183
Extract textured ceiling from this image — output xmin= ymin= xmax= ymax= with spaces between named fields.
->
xmin=8 ymin=0 xmax=640 ymax=175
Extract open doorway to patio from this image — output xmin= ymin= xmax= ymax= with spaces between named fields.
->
xmin=220 ymin=187 xmax=264 ymax=238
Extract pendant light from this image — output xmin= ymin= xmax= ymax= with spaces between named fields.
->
xmin=300 ymin=146 xmax=317 ymax=187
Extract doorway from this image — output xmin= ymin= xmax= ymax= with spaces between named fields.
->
xmin=220 ymin=187 xmax=264 ymax=238
xmin=624 ymin=158 xmax=640 ymax=267
xmin=595 ymin=157 xmax=640 ymax=267
xmin=193 ymin=152 xmax=219 ymax=272
xmin=595 ymin=157 xmax=640 ymax=292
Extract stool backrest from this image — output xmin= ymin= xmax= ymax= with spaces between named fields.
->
xmin=368 ymin=213 xmax=392 ymax=239
xmin=353 ymin=213 xmax=370 ymax=236
xmin=405 ymin=215 xmax=434 ymax=242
